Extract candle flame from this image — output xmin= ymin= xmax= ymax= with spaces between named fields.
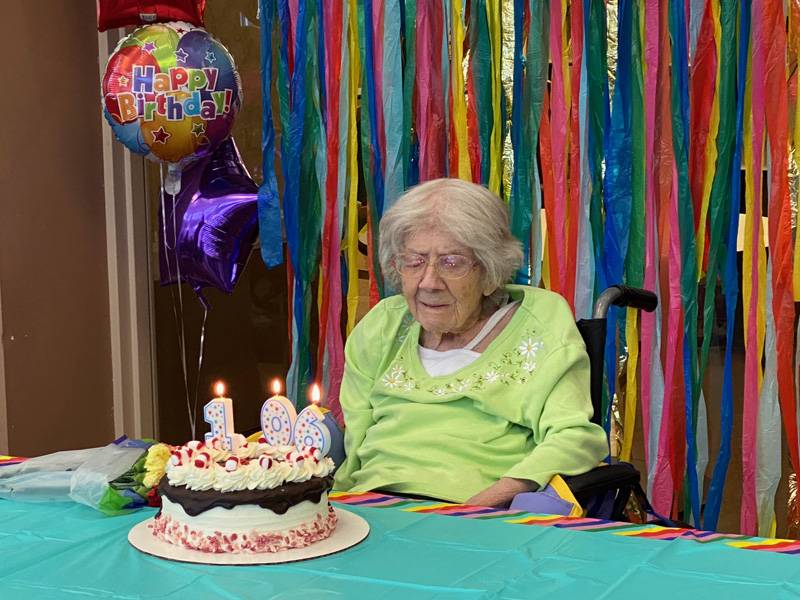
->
xmin=214 ymin=381 xmax=226 ymax=397
xmin=310 ymin=383 xmax=321 ymax=405
xmin=271 ymin=378 xmax=282 ymax=395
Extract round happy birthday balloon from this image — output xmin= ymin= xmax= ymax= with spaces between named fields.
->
xmin=101 ymin=22 xmax=242 ymax=166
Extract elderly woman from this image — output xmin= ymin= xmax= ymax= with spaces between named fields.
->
xmin=333 ymin=178 xmax=607 ymax=507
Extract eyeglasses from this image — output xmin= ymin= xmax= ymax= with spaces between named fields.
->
xmin=393 ymin=253 xmax=477 ymax=280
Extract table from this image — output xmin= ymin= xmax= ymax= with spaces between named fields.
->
xmin=1 ymin=492 xmax=800 ymax=599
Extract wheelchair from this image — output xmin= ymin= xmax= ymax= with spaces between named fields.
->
xmin=558 ymin=285 xmax=663 ymax=523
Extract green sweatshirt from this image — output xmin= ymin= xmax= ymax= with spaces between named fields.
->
xmin=333 ymin=285 xmax=608 ymax=502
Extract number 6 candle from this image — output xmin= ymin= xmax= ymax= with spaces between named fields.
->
xmin=294 ymin=384 xmax=333 ymax=455
xmin=203 ymin=381 xmax=236 ymax=450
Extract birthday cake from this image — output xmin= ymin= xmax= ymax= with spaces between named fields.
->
xmin=150 ymin=438 xmax=337 ymax=553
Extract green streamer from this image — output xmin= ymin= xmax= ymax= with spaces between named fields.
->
xmin=587 ymin=0 xmax=609 ymax=299
xmin=695 ymin=0 xmax=738 ymax=522
xmin=469 ymin=0 xmax=493 ymax=185
xmin=624 ymin=0 xmax=645 ymax=289
xmin=297 ymin=3 xmax=324 ymax=400
xmin=697 ymin=0 xmax=737 ymax=422
xmin=510 ymin=1 xmax=549 ymax=283
xmin=356 ymin=0 xmax=384 ymax=298
xmin=402 ymin=0 xmax=416 ymax=186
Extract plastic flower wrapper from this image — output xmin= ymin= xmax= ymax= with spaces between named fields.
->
xmin=99 ymin=442 xmax=175 ymax=514
xmin=0 ymin=436 xmax=170 ymax=516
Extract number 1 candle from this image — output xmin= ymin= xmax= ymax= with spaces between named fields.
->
xmin=203 ymin=381 xmax=236 ymax=450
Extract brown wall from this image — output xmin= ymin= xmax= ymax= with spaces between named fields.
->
xmin=0 ymin=2 xmax=114 ymax=455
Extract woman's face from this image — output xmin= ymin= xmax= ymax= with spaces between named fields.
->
xmin=399 ymin=229 xmax=485 ymax=336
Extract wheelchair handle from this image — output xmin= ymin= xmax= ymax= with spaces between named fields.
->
xmin=593 ymin=285 xmax=658 ymax=319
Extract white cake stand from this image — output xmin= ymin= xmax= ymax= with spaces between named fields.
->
xmin=128 ymin=508 xmax=369 ymax=565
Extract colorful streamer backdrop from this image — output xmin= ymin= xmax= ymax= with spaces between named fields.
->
xmin=259 ymin=0 xmax=800 ymax=535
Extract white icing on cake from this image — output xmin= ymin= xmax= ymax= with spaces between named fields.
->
xmin=151 ymin=497 xmax=338 ymax=553
xmin=160 ymin=494 xmax=330 ymax=535
xmin=153 ymin=436 xmax=339 ymax=553
xmin=165 ymin=439 xmax=335 ymax=492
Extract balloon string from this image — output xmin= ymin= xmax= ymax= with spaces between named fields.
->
xmin=192 ymin=293 xmax=209 ymax=441
xmin=159 ymin=164 xmax=194 ymax=438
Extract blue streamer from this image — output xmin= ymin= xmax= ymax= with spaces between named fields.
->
xmin=318 ymin=0 xmax=327 ymax=131
xmin=602 ymin=0 xmax=633 ymax=428
xmin=257 ymin=0 xmax=283 ymax=268
xmin=587 ymin=0 xmax=609 ymax=299
xmin=277 ymin=0 xmax=310 ymax=404
xmin=703 ymin=0 xmax=749 ymax=530
xmin=442 ymin=0 xmax=451 ymax=176
xmin=409 ymin=138 xmax=420 ymax=186
xmin=668 ymin=0 xmax=701 ymax=528
xmin=363 ymin=0 xmax=386 ymax=216
xmin=382 ymin=0 xmax=405 ymax=209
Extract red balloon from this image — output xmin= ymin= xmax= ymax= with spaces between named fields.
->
xmin=101 ymin=44 xmax=159 ymax=102
xmin=97 ymin=0 xmax=206 ymax=32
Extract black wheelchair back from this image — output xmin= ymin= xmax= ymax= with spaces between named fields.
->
xmin=561 ymin=285 xmax=675 ymax=525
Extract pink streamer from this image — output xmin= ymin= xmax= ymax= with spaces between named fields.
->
xmin=642 ymin=0 xmax=673 ymax=516
xmin=321 ymin=0 xmax=346 ymax=423
xmin=741 ymin=2 xmax=767 ymax=535
xmin=548 ymin=1 xmax=568 ymax=295
xmin=415 ymin=2 xmax=445 ymax=179
xmin=289 ymin=0 xmax=299 ymax=64
xmin=659 ymin=161 xmax=685 ymax=510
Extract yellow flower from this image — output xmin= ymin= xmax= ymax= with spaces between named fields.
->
xmin=142 ymin=443 xmax=172 ymax=488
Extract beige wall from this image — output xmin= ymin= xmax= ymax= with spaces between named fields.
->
xmin=0 ymin=1 xmax=114 ymax=455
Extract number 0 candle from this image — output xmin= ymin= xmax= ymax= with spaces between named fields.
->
xmin=260 ymin=378 xmax=297 ymax=446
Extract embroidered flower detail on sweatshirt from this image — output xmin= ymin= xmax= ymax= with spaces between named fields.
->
xmin=483 ymin=369 xmax=500 ymax=384
xmin=517 ymin=337 xmax=544 ymax=361
xmin=379 ymin=332 xmax=545 ymax=397
xmin=382 ymin=363 xmax=416 ymax=391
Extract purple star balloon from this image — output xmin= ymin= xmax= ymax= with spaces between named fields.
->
xmin=158 ymin=137 xmax=259 ymax=297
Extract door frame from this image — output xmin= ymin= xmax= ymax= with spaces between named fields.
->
xmin=98 ymin=28 xmax=158 ymax=440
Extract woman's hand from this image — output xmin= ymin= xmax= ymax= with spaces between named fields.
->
xmin=464 ymin=477 xmax=538 ymax=508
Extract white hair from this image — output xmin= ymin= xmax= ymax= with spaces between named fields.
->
xmin=379 ymin=178 xmax=523 ymax=297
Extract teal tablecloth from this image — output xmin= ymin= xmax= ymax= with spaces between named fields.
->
xmin=1 ymin=498 xmax=800 ymax=599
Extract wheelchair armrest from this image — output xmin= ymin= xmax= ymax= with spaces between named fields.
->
xmin=561 ymin=462 xmax=641 ymax=505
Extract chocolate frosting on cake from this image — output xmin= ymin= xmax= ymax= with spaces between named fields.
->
xmin=159 ymin=475 xmax=334 ymax=517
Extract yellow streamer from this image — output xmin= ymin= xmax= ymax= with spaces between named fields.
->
xmin=542 ymin=225 xmax=551 ymax=289
xmin=742 ymin=71 xmax=754 ymax=348
xmin=560 ymin=0 xmax=572 ymax=237
xmin=621 ymin=308 xmax=639 ymax=463
xmin=742 ymin=61 xmax=766 ymax=390
xmin=451 ymin=0 xmax=471 ymax=180
xmin=696 ymin=0 xmax=722 ymax=278
xmin=486 ymin=0 xmax=503 ymax=194
xmin=500 ymin=0 xmax=515 ymax=201
xmin=345 ymin=0 xmax=360 ymax=334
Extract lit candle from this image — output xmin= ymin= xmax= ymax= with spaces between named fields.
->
xmin=295 ymin=384 xmax=345 ymax=466
xmin=260 ymin=378 xmax=297 ymax=446
xmin=203 ymin=381 xmax=236 ymax=451
xmin=294 ymin=384 xmax=332 ymax=455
